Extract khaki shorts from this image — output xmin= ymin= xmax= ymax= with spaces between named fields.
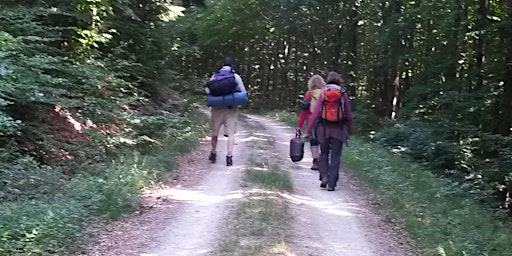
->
xmin=210 ymin=107 xmax=239 ymax=137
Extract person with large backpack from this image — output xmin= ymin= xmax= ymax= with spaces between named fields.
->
xmin=296 ymin=74 xmax=325 ymax=170
xmin=304 ymin=71 xmax=353 ymax=191
xmin=206 ymin=57 xmax=247 ymax=166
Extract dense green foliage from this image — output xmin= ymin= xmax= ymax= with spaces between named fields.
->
xmin=0 ymin=0 xmax=511 ymax=254
xmin=0 ymin=0 xmax=207 ymax=254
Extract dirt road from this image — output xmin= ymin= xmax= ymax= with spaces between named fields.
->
xmin=84 ymin=112 xmax=415 ymax=256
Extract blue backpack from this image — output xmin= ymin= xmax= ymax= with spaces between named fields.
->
xmin=205 ymin=69 xmax=238 ymax=96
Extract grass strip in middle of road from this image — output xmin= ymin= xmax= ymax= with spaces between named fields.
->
xmin=212 ymin=159 xmax=293 ymax=256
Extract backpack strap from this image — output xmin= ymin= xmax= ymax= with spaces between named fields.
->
xmin=215 ymin=67 xmax=235 ymax=77
xmin=340 ymin=90 xmax=346 ymax=115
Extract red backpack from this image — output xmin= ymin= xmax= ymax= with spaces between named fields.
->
xmin=320 ymin=85 xmax=346 ymax=123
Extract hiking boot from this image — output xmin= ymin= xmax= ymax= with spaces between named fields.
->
xmin=209 ymin=152 xmax=216 ymax=163
xmin=226 ymin=155 xmax=233 ymax=166
xmin=311 ymin=158 xmax=319 ymax=170
xmin=327 ymin=186 xmax=335 ymax=191
xmin=320 ymin=176 xmax=328 ymax=188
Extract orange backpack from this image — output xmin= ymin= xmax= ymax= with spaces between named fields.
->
xmin=321 ymin=86 xmax=345 ymax=123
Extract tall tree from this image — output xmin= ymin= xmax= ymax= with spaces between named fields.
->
xmin=499 ymin=0 xmax=512 ymax=135
xmin=476 ymin=0 xmax=490 ymax=89
xmin=372 ymin=0 xmax=402 ymax=118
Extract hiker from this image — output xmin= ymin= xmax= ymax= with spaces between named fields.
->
xmin=296 ymin=74 xmax=325 ymax=170
xmin=304 ymin=71 xmax=353 ymax=191
xmin=207 ymin=57 xmax=247 ymax=166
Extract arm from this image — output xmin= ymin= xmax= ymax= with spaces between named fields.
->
xmin=297 ymin=110 xmax=310 ymax=129
xmin=297 ymin=92 xmax=312 ymax=129
xmin=234 ymin=74 xmax=246 ymax=92
xmin=205 ymin=74 xmax=216 ymax=94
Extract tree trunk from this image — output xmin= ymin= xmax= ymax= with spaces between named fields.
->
xmin=445 ymin=0 xmax=464 ymax=90
xmin=347 ymin=1 xmax=359 ymax=97
xmin=378 ymin=0 xmax=401 ymax=118
xmin=475 ymin=0 xmax=489 ymax=89
xmin=499 ymin=0 xmax=512 ymax=136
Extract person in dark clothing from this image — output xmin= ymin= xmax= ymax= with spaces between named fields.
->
xmin=304 ymin=71 xmax=353 ymax=191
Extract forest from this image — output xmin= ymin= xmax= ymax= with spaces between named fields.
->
xmin=0 ymin=0 xmax=511 ymax=254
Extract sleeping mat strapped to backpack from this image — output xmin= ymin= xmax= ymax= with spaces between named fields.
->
xmin=207 ymin=91 xmax=248 ymax=107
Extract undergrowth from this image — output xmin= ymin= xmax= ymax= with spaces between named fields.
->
xmin=344 ymin=137 xmax=512 ymax=256
xmin=0 ymin=107 xmax=209 ymax=255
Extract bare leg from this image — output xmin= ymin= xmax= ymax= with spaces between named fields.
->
xmin=310 ymin=144 xmax=320 ymax=170
xmin=211 ymin=136 xmax=218 ymax=153
xmin=311 ymin=145 xmax=320 ymax=159
xmin=227 ymin=134 xmax=234 ymax=156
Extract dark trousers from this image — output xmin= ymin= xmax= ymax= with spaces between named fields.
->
xmin=318 ymin=137 xmax=344 ymax=188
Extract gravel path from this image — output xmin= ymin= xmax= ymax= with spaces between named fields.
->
xmin=83 ymin=111 xmax=416 ymax=256
xmin=246 ymin=114 xmax=412 ymax=256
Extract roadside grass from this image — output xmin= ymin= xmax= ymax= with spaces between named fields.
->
xmin=0 ymin=108 xmax=210 ymax=255
xmin=343 ymin=137 xmax=512 ymax=256
xmin=270 ymin=110 xmax=512 ymax=256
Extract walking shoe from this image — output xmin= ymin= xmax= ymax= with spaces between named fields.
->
xmin=226 ymin=155 xmax=233 ymax=166
xmin=320 ymin=176 xmax=328 ymax=188
xmin=327 ymin=186 xmax=335 ymax=191
xmin=209 ymin=152 xmax=216 ymax=163
xmin=310 ymin=158 xmax=319 ymax=170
